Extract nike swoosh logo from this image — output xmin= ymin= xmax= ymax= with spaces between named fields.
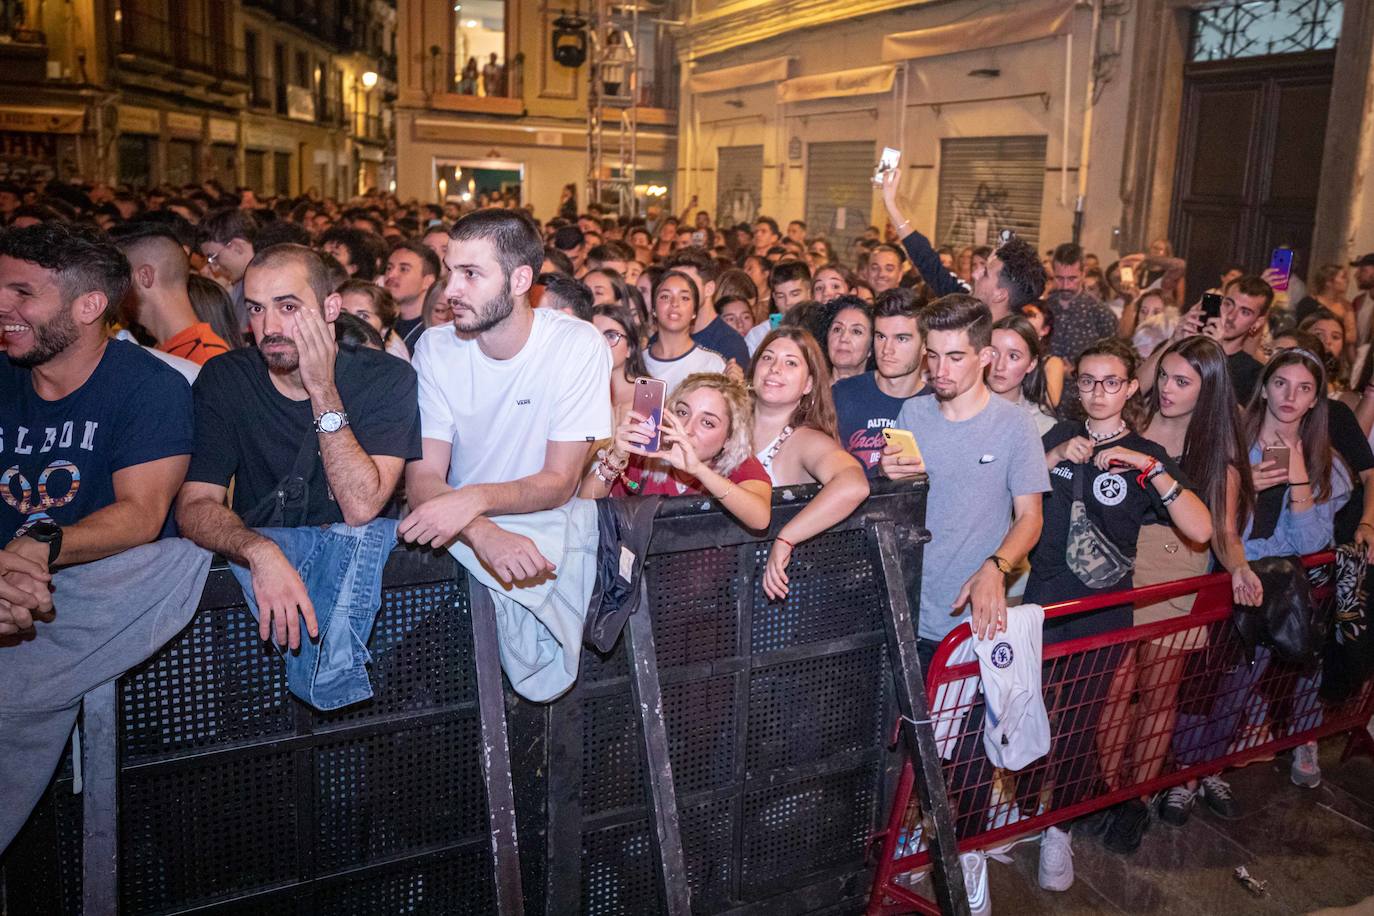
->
xmin=979 ymin=455 xmax=996 ymax=464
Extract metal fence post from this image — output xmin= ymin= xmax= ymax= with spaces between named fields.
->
xmin=81 ymin=680 xmax=118 ymax=916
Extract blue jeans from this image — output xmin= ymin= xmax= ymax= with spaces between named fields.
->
xmin=230 ymin=518 xmax=397 ymax=711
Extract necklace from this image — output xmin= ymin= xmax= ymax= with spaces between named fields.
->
xmin=759 ymin=425 xmax=794 ymax=471
xmin=1086 ymin=419 xmax=1126 ymax=443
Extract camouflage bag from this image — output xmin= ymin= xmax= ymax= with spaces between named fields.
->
xmin=1065 ymin=463 xmax=1132 ymax=590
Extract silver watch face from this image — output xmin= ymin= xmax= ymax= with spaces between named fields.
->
xmin=318 ymin=411 xmax=345 ymax=433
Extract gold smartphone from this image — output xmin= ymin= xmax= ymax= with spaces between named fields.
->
xmin=882 ymin=428 xmax=923 ymax=462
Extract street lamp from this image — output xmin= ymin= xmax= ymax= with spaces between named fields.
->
xmin=361 ymin=70 xmax=378 ymax=90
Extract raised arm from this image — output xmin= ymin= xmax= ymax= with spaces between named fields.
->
xmin=881 ymin=169 xmax=968 ymax=298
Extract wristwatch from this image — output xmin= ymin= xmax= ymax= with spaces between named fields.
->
xmin=314 ymin=409 xmax=350 ymax=433
xmin=987 ymin=554 xmax=1013 ymax=576
xmin=25 ymin=519 xmax=62 ymax=566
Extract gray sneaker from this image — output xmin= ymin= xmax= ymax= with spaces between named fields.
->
xmin=1199 ymin=775 xmax=1240 ymax=819
xmin=1291 ymin=740 xmax=1321 ymax=788
xmin=1157 ymin=785 xmax=1194 ymax=827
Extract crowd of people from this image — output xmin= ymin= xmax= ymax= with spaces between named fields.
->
xmin=0 ymin=173 xmax=1371 ymax=914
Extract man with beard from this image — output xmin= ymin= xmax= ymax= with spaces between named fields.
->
xmin=176 ymin=244 xmax=421 ymax=651
xmin=1044 ymin=243 xmax=1118 ymax=361
xmin=0 ymin=221 xmax=202 ymax=853
xmin=400 ymin=208 xmax=611 ymax=583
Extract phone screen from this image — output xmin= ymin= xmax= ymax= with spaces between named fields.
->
xmin=1201 ymin=292 xmax=1223 ymax=322
xmin=1269 ymin=248 xmax=1294 ymax=292
xmin=1119 ymin=264 xmax=1136 ymax=286
xmin=632 ymin=378 xmax=666 ymax=452
xmin=872 ymin=147 xmax=901 ymax=186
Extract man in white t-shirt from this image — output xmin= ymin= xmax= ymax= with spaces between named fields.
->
xmin=400 ymin=209 xmax=612 ymax=582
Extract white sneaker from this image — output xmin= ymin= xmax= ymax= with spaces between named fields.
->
xmin=1291 ymin=740 xmax=1322 ymax=788
xmin=960 ymin=850 xmax=991 ymax=916
xmin=1038 ymin=826 xmax=1074 ymax=892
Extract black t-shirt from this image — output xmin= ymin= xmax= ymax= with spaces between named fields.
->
xmin=395 ymin=316 xmax=425 ymax=355
xmin=1227 ymin=350 xmax=1263 ymax=405
xmin=1027 ymin=423 xmax=1184 ymax=642
xmin=1331 ymin=398 xmax=1374 ymax=543
xmin=0 ymin=340 xmax=193 ymax=543
xmin=186 ymin=345 xmax=422 ymax=526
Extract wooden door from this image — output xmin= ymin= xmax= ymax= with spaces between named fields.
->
xmin=1169 ymin=53 xmax=1333 ymax=298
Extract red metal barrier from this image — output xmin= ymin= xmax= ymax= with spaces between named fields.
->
xmin=866 ymin=551 xmax=1374 ymax=915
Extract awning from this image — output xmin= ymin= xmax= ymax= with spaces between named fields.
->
xmin=776 ymin=65 xmax=896 ymax=104
xmin=0 ymin=106 xmax=85 ymax=134
xmin=687 ymin=56 xmax=791 ymax=94
xmin=881 ymin=0 xmax=1075 ymax=62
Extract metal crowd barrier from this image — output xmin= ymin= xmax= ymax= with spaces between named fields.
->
xmin=2 ymin=479 xmax=959 ymax=916
xmin=866 ymin=551 xmax=1374 ymax=915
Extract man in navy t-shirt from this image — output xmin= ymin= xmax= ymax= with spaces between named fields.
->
xmin=833 ymin=290 xmax=929 ymax=473
xmin=0 ymin=221 xmax=194 ymax=633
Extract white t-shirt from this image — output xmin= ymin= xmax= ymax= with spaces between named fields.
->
xmin=745 ymin=321 xmax=771 ymax=356
xmin=643 ymin=344 xmax=725 ymax=395
xmin=413 ymin=308 xmax=612 ymax=488
xmin=113 ymin=329 xmax=199 ymax=383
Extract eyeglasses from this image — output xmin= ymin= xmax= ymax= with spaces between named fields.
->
xmin=601 ymin=329 xmax=627 ymax=346
xmin=1075 ymin=375 xmax=1128 ymax=394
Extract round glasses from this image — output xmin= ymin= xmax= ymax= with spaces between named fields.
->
xmin=601 ymin=329 xmax=627 ymax=346
xmin=1075 ymin=375 xmax=1128 ymax=394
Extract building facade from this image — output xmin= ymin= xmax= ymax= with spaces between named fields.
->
xmin=0 ymin=0 xmax=397 ymax=197
xmin=674 ymin=0 xmax=1374 ymax=289
xmin=393 ymin=0 xmax=678 ymax=218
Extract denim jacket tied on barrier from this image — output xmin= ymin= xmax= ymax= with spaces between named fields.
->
xmin=229 ymin=518 xmax=398 ymax=711
xmin=449 ymin=498 xmax=598 ymax=703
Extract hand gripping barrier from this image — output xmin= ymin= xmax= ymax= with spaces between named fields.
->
xmin=3 ymin=479 xmax=970 ymax=916
xmin=866 ymin=551 xmax=1374 ymax=915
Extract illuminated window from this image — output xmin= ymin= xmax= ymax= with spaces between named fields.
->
xmin=451 ymin=0 xmax=507 ymax=96
xmin=1190 ymin=0 xmax=1342 ymax=62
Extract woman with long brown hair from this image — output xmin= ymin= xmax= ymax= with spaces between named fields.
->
xmin=748 ymin=327 xmax=868 ymax=599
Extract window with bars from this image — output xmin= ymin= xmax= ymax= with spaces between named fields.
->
xmin=1190 ymin=0 xmax=1342 ymax=62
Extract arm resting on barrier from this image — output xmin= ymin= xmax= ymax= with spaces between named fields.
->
xmin=764 ymin=438 xmax=869 ymax=599
xmin=1215 ymin=466 xmax=1263 ymax=606
xmin=958 ymin=492 xmax=1043 ymax=640
xmin=175 ymin=481 xmax=319 ymax=650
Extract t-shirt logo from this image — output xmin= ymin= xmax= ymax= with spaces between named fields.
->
xmin=990 ymin=642 xmax=1014 ymax=668
xmin=1093 ymin=473 xmax=1127 ymax=507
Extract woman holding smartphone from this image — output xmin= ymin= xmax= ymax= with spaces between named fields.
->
xmin=1020 ymin=337 xmax=1212 ymax=893
xmin=580 ymin=373 xmax=772 ymax=531
xmin=748 ymin=328 xmax=869 ymax=599
xmin=1096 ymin=336 xmax=1256 ymax=850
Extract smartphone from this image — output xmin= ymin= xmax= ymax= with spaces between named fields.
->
xmin=1119 ymin=264 xmax=1136 ymax=286
xmin=872 ymin=147 xmax=901 ymax=186
xmin=1201 ymin=292 xmax=1224 ymax=322
xmin=632 ymin=377 xmax=666 ymax=452
xmin=1262 ymin=445 xmax=1291 ymax=471
xmin=881 ymin=428 xmax=923 ymax=463
xmin=1269 ymin=248 xmax=1294 ymax=292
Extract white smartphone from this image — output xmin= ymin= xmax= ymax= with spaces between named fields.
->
xmin=872 ymin=147 xmax=901 ymax=186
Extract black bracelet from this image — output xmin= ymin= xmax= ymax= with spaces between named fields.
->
xmin=1288 ymin=480 xmax=1311 ymax=487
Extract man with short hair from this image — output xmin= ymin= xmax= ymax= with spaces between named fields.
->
xmin=552 ymin=225 xmax=587 ymax=275
xmin=753 ymin=216 xmax=781 ymax=257
xmin=385 ymin=240 xmax=441 ymax=355
xmin=1139 ymin=274 xmax=1272 ymax=403
xmin=745 ymin=259 xmax=813 ymax=353
xmin=786 ymin=219 xmax=807 ymax=244
xmin=401 ymin=209 xmax=611 ymax=655
xmin=879 ymin=295 xmax=1049 ymax=904
xmin=0 ymin=221 xmax=203 ymax=852
xmin=112 ymin=223 xmax=229 ymax=365
xmin=833 ymin=289 xmax=929 ymax=472
xmin=199 ymin=206 xmax=259 ymax=331
xmin=422 ymin=224 xmax=451 ymax=269
xmin=664 ymin=247 xmax=749 ymax=366
xmin=585 ymin=240 xmax=635 ymax=277
xmin=176 ymin=244 xmax=421 ymax=652
xmin=971 ymin=238 xmax=1048 ymax=322
xmin=1045 ymin=242 xmax=1117 ymax=360
xmin=1350 ymin=253 xmax=1374 ymax=349
xmin=867 ymin=243 xmax=905 ymax=294
xmin=539 ymin=273 xmax=594 ymax=321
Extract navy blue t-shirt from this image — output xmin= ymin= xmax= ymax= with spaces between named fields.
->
xmin=0 ymin=339 xmax=194 ymax=543
xmin=692 ymin=315 xmax=750 ymax=367
xmin=832 ymin=372 xmax=931 ymax=474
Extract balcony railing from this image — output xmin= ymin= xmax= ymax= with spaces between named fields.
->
xmin=447 ymin=52 xmax=521 ymax=99
xmin=352 ymin=112 xmax=383 ymax=141
xmin=118 ymin=10 xmax=246 ymax=82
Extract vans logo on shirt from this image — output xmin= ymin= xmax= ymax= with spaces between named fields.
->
xmin=516 ymin=398 xmax=531 ymax=406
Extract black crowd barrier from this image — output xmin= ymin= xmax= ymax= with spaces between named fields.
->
xmin=1 ymin=479 xmax=940 ymax=915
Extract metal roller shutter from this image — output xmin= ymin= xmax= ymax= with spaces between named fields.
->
xmin=935 ymin=136 xmax=1048 ymax=250
xmin=716 ymin=145 xmax=764 ymax=228
xmin=805 ymin=140 xmax=875 ymax=255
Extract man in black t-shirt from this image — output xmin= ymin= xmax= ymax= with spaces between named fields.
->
xmin=1139 ymin=274 xmax=1272 ymax=404
xmin=177 ymin=244 xmax=421 ymax=650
